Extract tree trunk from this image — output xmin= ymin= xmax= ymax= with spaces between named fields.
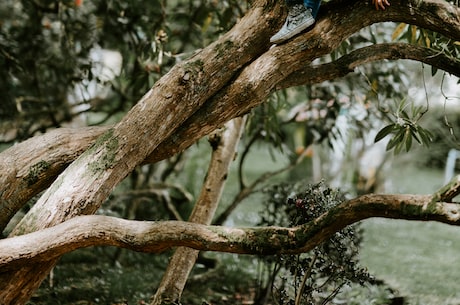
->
xmin=151 ymin=117 xmax=246 ymax=305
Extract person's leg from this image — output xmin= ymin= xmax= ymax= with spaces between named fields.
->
xmin=303 ymin=0 xmax=321 ymax=18
xmin=270 ymin=0 xmax=315 ymax=44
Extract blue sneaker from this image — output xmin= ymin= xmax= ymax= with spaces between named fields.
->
xmin=270 ymin=4 xmax=315 ymax=44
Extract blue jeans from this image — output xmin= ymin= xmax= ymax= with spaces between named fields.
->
xmin=285 ymin=0 xmax=321 ymax=18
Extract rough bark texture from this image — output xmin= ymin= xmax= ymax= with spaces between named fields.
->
xmin=0 ymin=126 xmax=107 ymax=234
xmin=0 ymin=0 xmax=459 ymax=303
xmin=151 ymin=117 xmax=246 ymax=305
xmin=3 ymin=190 xmax=460 ymax=272
xmin=0 ymin=2 xmax=274 ymax=302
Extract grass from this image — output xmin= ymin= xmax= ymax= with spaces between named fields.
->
xmin=360 ymin=219 xmax=460 ymax=304
xmin=359 ymin=158 xmax=460 ymax=305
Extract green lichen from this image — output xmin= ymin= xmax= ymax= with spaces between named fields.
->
xmin=86 ymin=128 xmax=115 ymax=154
xmin=400 ymin=200 xmax=438 ymax=218
xmin=181 ymin=58 xmax=210 ymax=94
xmin=424 ymin=201 xmax=439 ymax=215
xmin=87 ymin=129 xmax=119 ymax=175
xmin=185 ymin=58 xmax=204 ymax=71
xmin=214 ymin=40 xmax=234 ymax=58
xmin=400 ymin=201 xmax=423 ymax=216
xmin=25 ymin=160 xmax=51 ymax=186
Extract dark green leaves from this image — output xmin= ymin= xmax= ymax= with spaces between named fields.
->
xmin=377 ymin=123 xmax=433 ymax=154
xmin=374 ymin=99 xmax=433 ymax=154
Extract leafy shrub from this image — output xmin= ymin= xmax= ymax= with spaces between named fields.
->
xmin=255 ymin=181 xmax=374 ymax=305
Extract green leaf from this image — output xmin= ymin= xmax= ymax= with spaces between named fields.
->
xmin=404 ymin=127 xmax=413 ymax=152
xmin=418 ymin=127 xmax=433 ymax=146
xmin=400 ymin=110 xmax=410 ymax=120
xmin=375 ymin=124 xmax=396 ymax=143
xmin=386 ymin=128 xmax=405 ymax=151
xmin=409 ymin=125 xmax=422 ymax=144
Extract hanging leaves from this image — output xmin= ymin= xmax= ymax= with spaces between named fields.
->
xmin=374 ymin=99 xmax=433 ymax=153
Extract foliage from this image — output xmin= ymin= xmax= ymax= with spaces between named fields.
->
xmin=392 ymin=22 xmax=460 ymax=77
xmin=370 ymin=18 xmax=460 ymax=153
xmin=0 ymin=0 xmax=248 ymax=142
xmin=405 ymin=105 xmax=460 ymax=168
xmin=256 ymin=181 xmax=376 ymax=305
xmin=374 ymin=98 xmax=433 ymax=154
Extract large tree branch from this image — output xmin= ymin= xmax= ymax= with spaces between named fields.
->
xmin=2 ymin=192 xmax=460 ymax=273
xmin=1 ymin=0 xmax=459 ymax=302
xmin=0 ymin=1 xmax=278 ymax=301
xmin=0 ymin=0 xmax=460 ymax=235
xmin=144 ymin=0 xmax=460 ymax=163
xmin=9 ymin=1 xmax=275 ymax=237
xmin=279 ymin=42 xmax=460 ymax=89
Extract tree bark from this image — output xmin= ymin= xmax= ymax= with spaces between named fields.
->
xmin=0 ymin=176 xmax=458 ymax=303
xmin=151 ymin=117 xmax=246 ymax=305
xmin=3 ymin=190 xmax=460 ymax=272
xmin=0 ymin=126 xmax=107 ymax=234
xmin=0 ymin=0 xmax=459 ymax=303
xmin=0 ymin=2 xmax=275 ymax=302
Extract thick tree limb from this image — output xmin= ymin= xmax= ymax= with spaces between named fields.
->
xmin=9 ymin=2 xmax=274 ymax=236
xmin=2 ymin=192 xmax=460 ymax=273
xmin=279 ymin=42 xmax=460 ymax=89
xmin=144 ymin=0 xmax=460 ymax=163
xmin=432 ymin=174 xmax=460 ymax=202
xmin=0 ymin=2 xmax=277 ymax=301
xmin=0 ymin=126 xmax=107 ymax=234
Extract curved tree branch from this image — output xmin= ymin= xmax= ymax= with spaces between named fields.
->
xmin=3 ymin=41 xmax=458 ymax=235
xmin=0 ymin=0 xmax=460 ymax=232
xmin=2 ymin=192 xmax=460 ymax=273
xmin=279 ymin=42 xmax=460 ymax=89
xmin=144 ymin=0 xmax=460 ymax=163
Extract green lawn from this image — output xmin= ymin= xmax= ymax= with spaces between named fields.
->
xmin=359 ymin=161 xmax=460 ymax=305
xmin=360 ymin=219 xmax=460 ymax=304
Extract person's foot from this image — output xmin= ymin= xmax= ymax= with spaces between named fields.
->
xmin=270 ymin=4 xmax=315 ymax=44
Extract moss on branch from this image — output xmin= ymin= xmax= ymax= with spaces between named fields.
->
xmin=3 ymin=192 xmax=460 ymax=273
